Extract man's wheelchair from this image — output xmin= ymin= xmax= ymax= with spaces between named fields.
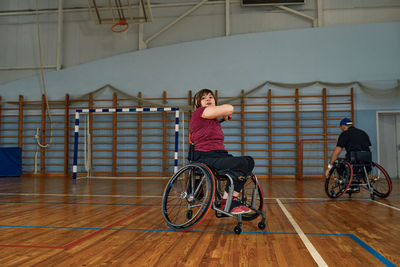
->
xmin=161 ymin=143 xmax=266 ymax=234
xmin=325 ymin=151 xmax=392 ymax=200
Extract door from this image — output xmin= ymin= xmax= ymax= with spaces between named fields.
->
xmin=378 ymin=112 xmax=400 ymax=179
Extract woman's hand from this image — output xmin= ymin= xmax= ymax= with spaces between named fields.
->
xmin=223 ymin=115 xmax=232 ymax=121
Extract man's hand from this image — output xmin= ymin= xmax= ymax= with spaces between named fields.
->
xmin=325 ymin=168 xmax=331 ymax=177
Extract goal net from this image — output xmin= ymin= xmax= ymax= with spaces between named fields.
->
xmin=299 ymin=138 xmax=336 ymax=179
xmin=72 ymin=107 xmax=180 ymax=179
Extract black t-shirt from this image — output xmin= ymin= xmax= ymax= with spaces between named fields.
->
xmin=337 ymin=127 xmax=371 ymax=157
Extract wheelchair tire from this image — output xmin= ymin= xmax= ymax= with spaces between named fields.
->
xmin=325 ymin=161 xmax=353 ymax=199
xmin=161 ymin=163 xmax=215 ymax=231
xmin=241 ymin=175 xmax=264 ymax=221
xmin=369 ymin=162 xmax=392 ymax=198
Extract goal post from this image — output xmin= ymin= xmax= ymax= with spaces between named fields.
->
xmin=72 ymin=107 xmax=180 ymax=180
xmin=299 ymin=138 xmax=336 ymax=180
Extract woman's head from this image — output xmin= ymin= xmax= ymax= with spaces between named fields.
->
xmin=193 ymin=89 xmax=217 ymax=110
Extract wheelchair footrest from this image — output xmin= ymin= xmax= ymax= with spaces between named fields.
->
xmin=346 ymin=186 xmax=360 ymax=193
xmin=215 ymin=211 xmax=230 ymax=218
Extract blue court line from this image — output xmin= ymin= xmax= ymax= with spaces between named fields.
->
xmin=0 ymin=224 xmax=396 ymax=266
xmin=348 ymin=234 xmax=397 ymax=267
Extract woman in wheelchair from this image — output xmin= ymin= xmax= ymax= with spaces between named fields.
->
xmin=162 ymin=88 xmax=266 ymax=234
xmin=190 ymin=88 xmax=255 ymax=214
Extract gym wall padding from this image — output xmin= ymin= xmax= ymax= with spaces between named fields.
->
xmin=0 ymin=147 xmax=22 ymax=177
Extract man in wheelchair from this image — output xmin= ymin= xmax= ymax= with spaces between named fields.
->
xmin=325 ymin=118 xmax=372 ymax=192
xmin=190 ymin=89 xmax=254 ymax=215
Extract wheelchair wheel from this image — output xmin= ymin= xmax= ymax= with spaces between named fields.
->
xmin=325 ymin=161 xmax=353 ymax=199
xmin=161 ymin=163 xmax=215 ymax=231
xmin=241 ymin=175 xmax=264 ymax=221
xmin=368 ymin=162 xmax=392 ymax=198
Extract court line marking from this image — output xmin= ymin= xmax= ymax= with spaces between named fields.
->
xmin=0 ymin=193 xmax=376 ymax=200
xmin=0 ymin=226 xmax=396 ymax=265
xmin=276 ymin=198 xmax=328 ymax=267
xmin=0 ymin=193 xmax=163 ymax=198
xmin=0 ymin=200 xmax=161 ymax=250
xmin=348 ymin=234 xmax=396 ymax=267
xmin=373 ymin=200 xmax=400 ymax=211
xmin=1 ymin=193 xmax=399 ymax=211
xmin=62 ymin=199 xmax=161 ymax=249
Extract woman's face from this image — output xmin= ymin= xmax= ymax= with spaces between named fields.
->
xmin=200 ymin=93 xmax=215 ymax=107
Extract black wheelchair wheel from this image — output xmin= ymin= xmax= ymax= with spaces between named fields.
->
xmin=369 ymin=162 xmax=392 ymax=198
xmin=161 ymin=163 xmax=215 ymax=231
xmin=241 ymin=175 xmax=264 ymax=221
xmin=325 ymin=161 xmax=353 ymax=199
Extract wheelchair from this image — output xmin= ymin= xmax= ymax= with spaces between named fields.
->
xmin=161 ymin=143 xmax=266 ymax=234
xmin=325 ymin=151 xmax=392 ymax=200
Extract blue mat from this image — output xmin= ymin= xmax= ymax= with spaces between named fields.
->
xmin=0 ymin=147 xmax=22 ymax=177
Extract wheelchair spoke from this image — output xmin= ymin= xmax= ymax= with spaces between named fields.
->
xmin=368 ymin=162 xmax=392 ymax=198
xmin=162 ymin=163 xmax=215 ymax=230
xmin=193 ymin=175 xmax=206 ymax=197
xmin=325 ymin=161 xmax=352 ymax=199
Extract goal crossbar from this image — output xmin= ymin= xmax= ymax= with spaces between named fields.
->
xmin=72 ymin=107 xmax=180 ymax=179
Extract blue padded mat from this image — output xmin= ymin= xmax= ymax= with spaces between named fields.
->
xmin=0 ymin=147 xmax=22 ymax=177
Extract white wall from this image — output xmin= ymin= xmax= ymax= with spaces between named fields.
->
xmin=1 ymin=0 xmax=400 ymax=84
xmin=1 ymin=19 xmax=399 ymax=173
xmin=1 ymin=22 xmax=399 ymax=103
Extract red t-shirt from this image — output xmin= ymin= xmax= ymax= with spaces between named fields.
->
xmin=190 ymin=106 xmax=225 ymax=152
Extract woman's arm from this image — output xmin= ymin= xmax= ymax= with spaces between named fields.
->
xmin=201 ymin=104 xmax=234 ymax=120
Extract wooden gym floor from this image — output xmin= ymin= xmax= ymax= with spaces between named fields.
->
xmin=0 ymin=176 xmax=398 ymax=266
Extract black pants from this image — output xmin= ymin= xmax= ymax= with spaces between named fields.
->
xmin=193 ymin=150 xmax=254 ymax=192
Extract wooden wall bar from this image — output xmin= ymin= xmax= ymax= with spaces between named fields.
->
xmin=300 ymin=88 xmax=353 ymax=178
xmin=0 ymin=87 xmax=353 ymax=179
xmin=322 ymin=88 xmax=328 ymax=168
xmin=295 ymin=89 xmax=300 ymax=178
xmin=351 ymin=87 xmax=354 ymax=122
xmin=18 ymin=95 xmax=23 ymax=148
xmin=240 ymin=90 xmax=245 ymax=156
xmin=64 ymin=94 xmax=70 ymax=175
xmin=267 ymin=90 xmax=272 ymax=179
xmin=41 ymin=94 xmax=46 ymax=174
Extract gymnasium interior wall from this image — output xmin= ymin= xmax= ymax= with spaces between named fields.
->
xmin=0 ymin=21 xmax=399 ymax=178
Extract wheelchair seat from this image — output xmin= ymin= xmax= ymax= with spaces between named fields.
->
xmin=349 ymin=151 xmax=372 ymax=164
xmin=349 ymin=151 xmax=372 ymax=179
xmin=188 ymin=141 xmax=248 ymax=182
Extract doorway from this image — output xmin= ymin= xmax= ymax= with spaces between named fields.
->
xmin=377 ymin=111 xmax=400 ymax=179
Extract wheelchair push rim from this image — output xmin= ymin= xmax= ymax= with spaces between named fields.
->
xmin=369 ymin=162 xmax=392 ymax=198
xmin=325 ymin=161 xmax=353 ymax=199
xmin=161 ymin=163 xmax=215 ymax=231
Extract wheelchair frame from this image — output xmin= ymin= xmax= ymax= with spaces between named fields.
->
xmin=325 ymin=151 xmax=392 ymax=200
xmin=161 ymin=148 xmax=266 ymax=234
